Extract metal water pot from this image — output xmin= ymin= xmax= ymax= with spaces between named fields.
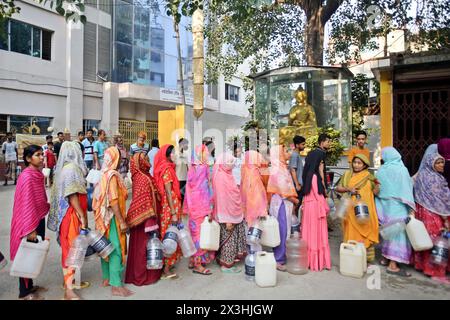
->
xmin=354 ymin=194 xmax=370 ymax=224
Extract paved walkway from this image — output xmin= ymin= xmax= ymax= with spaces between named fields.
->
xmin=0 ymin=185 xmax=449 ymax=300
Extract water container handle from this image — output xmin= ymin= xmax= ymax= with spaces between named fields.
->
xmin=342 ymin=244 xmax=355 ymax=251
xmin=347 ymin=240 xmax=359 ymax=246
xmin=22 ymin=235 xmax=43 ymax=244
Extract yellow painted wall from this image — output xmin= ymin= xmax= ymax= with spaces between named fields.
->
xmin=379 ymin=71 xmax=393 ymax=148
xmin=158 ymin=105 xmax=185 ymax=146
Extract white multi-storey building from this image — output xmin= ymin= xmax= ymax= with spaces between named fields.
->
xmin=0 ymin=0 xmax=249 ymax=146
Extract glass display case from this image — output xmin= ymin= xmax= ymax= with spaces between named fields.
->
xmin=249 ymin=66 xmax=353 ymax=147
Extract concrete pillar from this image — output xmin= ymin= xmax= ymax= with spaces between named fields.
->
xmin=102 ymin=82 xmax=119 ymax=136
xmin=65 ymin=21 xmax=84 ymax=136
xmin=380 ymin=71 xmax=393 ymax=148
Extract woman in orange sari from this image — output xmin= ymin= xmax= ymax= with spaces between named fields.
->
xmin=125 ymin=153 xmax=161 ymax=285
xmin=336 ymin=154 xmax=380 ymax=262
xmin=93 ymin=147 xmax=133 ymax=297
xmin=153 ymin=144 xmax=182 ymax=279
xmin=48 ymin=141 xmax=89 ymax=300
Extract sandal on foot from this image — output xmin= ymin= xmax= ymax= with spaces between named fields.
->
xmin=161 ymin=273 xmax=179 ymax=280
xmin=62 ymin=281 xmax=90 ymax=290
xmin=193 ymin=268 xmax=212 ymax=276
xmin=277 ymin=264 xmax=287 ymax=272
xmin=30 ymin=286 xmax=48 ymax=294
xmin=386 ymin=268 xmax=411 ymax=277
xmin=20 ymin=293 xmax=44 ymax=300
xmin=221 ymin=266 xmax=241 ymax=274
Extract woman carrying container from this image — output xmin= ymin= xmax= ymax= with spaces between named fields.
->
xmin=10 ymin=145 xmax=50 ymax=300
xmin=267 ymin=145 xmax=299 ymax=271
xmin=184 ymin=145 xmax=215 ymax=275
xmin=153 ymin=144 xmax=182 ymax=280
xmin=335 ymin=154 xmax=380 ymax=262
xmin=48 ymin=141 xmax=90 ymax=300
xmin=412 ymin=152 xmax=450 ymax=283
xmin=93 ymin=147 xmax=133 ymax=297
xmin=376 ymin=147 xmax=415 ymax=277
xmin=241 ymin=150 xmax=268 ymax=228
xmin=125 ymin=152 xmax=161 ymax=286
xmin=213 ymin=152 xmax=247 ymax=273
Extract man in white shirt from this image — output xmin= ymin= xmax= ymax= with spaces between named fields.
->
xmin=175 ymin=138 xmax=189 ymax=201
xmin=148 ymin=139 xmax=159 ymax=176
xmin=2 ymin=132 xmax=18 ymax=186
xmin=82 ymin=129 xmax=96 ymax=170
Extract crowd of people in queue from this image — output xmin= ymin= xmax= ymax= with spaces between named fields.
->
xmin=2 ymin=129 xmax=450 ymax=300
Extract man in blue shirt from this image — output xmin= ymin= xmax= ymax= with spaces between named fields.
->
xmin=148 ymin=139 xmax=159 ymax=176
xmin=94 ymin=129 xmax=108 ymax=170
xmin=129 ymin=131 xmax=150 ymax=156
xmin=82 ymin=129 xmax=96 ymax=170
xmin=289 ymin=135 xmax=306 ymax=217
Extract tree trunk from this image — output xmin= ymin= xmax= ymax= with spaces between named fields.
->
xmin=305 ymin=8 xmax=325 ymax=66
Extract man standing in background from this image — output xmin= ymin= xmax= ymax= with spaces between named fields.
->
xmin=176 ymin=138 xmax=189 ymax=201
xmin=2 ymin=132 xmax=18 ymax=186
xmin=94 ymin=129 xmax=108 ymax=170
xmin=82 ymin=129 xmax=96 ymax=170
xmin=148 ymin=139 xmax=159 ymax=176
xmin=53 ymin=131 xmax=65 ymax=160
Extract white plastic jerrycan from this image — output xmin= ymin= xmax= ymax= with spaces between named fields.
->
xmin=10 ymin=236 xmax=50 ymax=279
xmin=347 ymin=240 xmax=367 ymax=272
xmin=405 ymin=216 xmax=433 ymax=251
xmin=260 ymin=216 xmax=281 ymax=248
xmin=339 ymin=241 xmax=365 ymax=278
xmin=200 ymin=217 xmax=220 ymax=251
xmin=255 ymin=251 xmax=277 ymax=288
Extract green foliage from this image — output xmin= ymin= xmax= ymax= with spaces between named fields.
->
xmin=351 ymin=73 xmax=380 ymax=143
xmin=305 ymin=125 xmax=346 ymax=166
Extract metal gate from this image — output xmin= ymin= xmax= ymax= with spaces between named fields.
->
xmin=393 ymin=87 xmax=450 ymax=174
xmin=118 ymin=120 xmax=158 ymax=150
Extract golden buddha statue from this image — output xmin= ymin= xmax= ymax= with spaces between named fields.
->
xmin=279 ymin=86 xmax=318 ymax=145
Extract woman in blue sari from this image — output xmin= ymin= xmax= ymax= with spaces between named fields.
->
xmin=376 ymin=147 xmax=415 ymax=277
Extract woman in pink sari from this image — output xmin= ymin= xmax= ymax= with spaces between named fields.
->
xmin=241 ymin=150 xmax=268 ymax=227
xmin=267 ymin=145 xmax=299 ymax=271
xmin=301 ymin=149 xmax=331 ymax=271
xmin=213 ymin=152 xmax=247 ymax=273
xmin=10 ymin=145 xmax=50 ymax=300
xmin=184 ymin=145 xmax=214 ymax=275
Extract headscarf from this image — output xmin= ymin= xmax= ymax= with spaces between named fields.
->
xmin=212 ymin=152 xmax=243 ymax=224
xmin=302 ymin=148 xmax=327 ymax=197
xmin=93 ymin=147 xmax=128 ymax=235
xmin=413 ymin=153 xmax=450 ymax=217
xmin=184 ymin=145 xmax=212 ymax=219
xmin=153 ymin=144 xmax=181 ymax=200
xmin=437 ymin=138 xmax=450 ymax=187
xmin=376 ymin=147 xmax=415 ymax=210
xmin=267 ymin=145 xmax=297 ymax=198
xmin=417 ymin=144 xmax=437 ymax=173
xmin=48 ymin=141 xmax=87 ymax=232
xmin=10 ymin=167 xmax=49 ymax=260
xmin=241 ymin=150 xmax=268 ymax=226
xmin=438 ymin=138 xmax=450 ymax=160
xmin=341 ymin=153 xmax=376 ymax=187
xmin=126 ymin=153 xmax=158 ymax=228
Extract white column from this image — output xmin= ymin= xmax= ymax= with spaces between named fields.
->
xmin=102 ymin=82 xmax=119 ymax=136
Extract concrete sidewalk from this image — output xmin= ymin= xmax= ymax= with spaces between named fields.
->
xmin=0 ymin=185 xmax=449 ymax=300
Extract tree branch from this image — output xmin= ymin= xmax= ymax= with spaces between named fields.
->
xmin=321 ymin=0 xmax=341 ymax=25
